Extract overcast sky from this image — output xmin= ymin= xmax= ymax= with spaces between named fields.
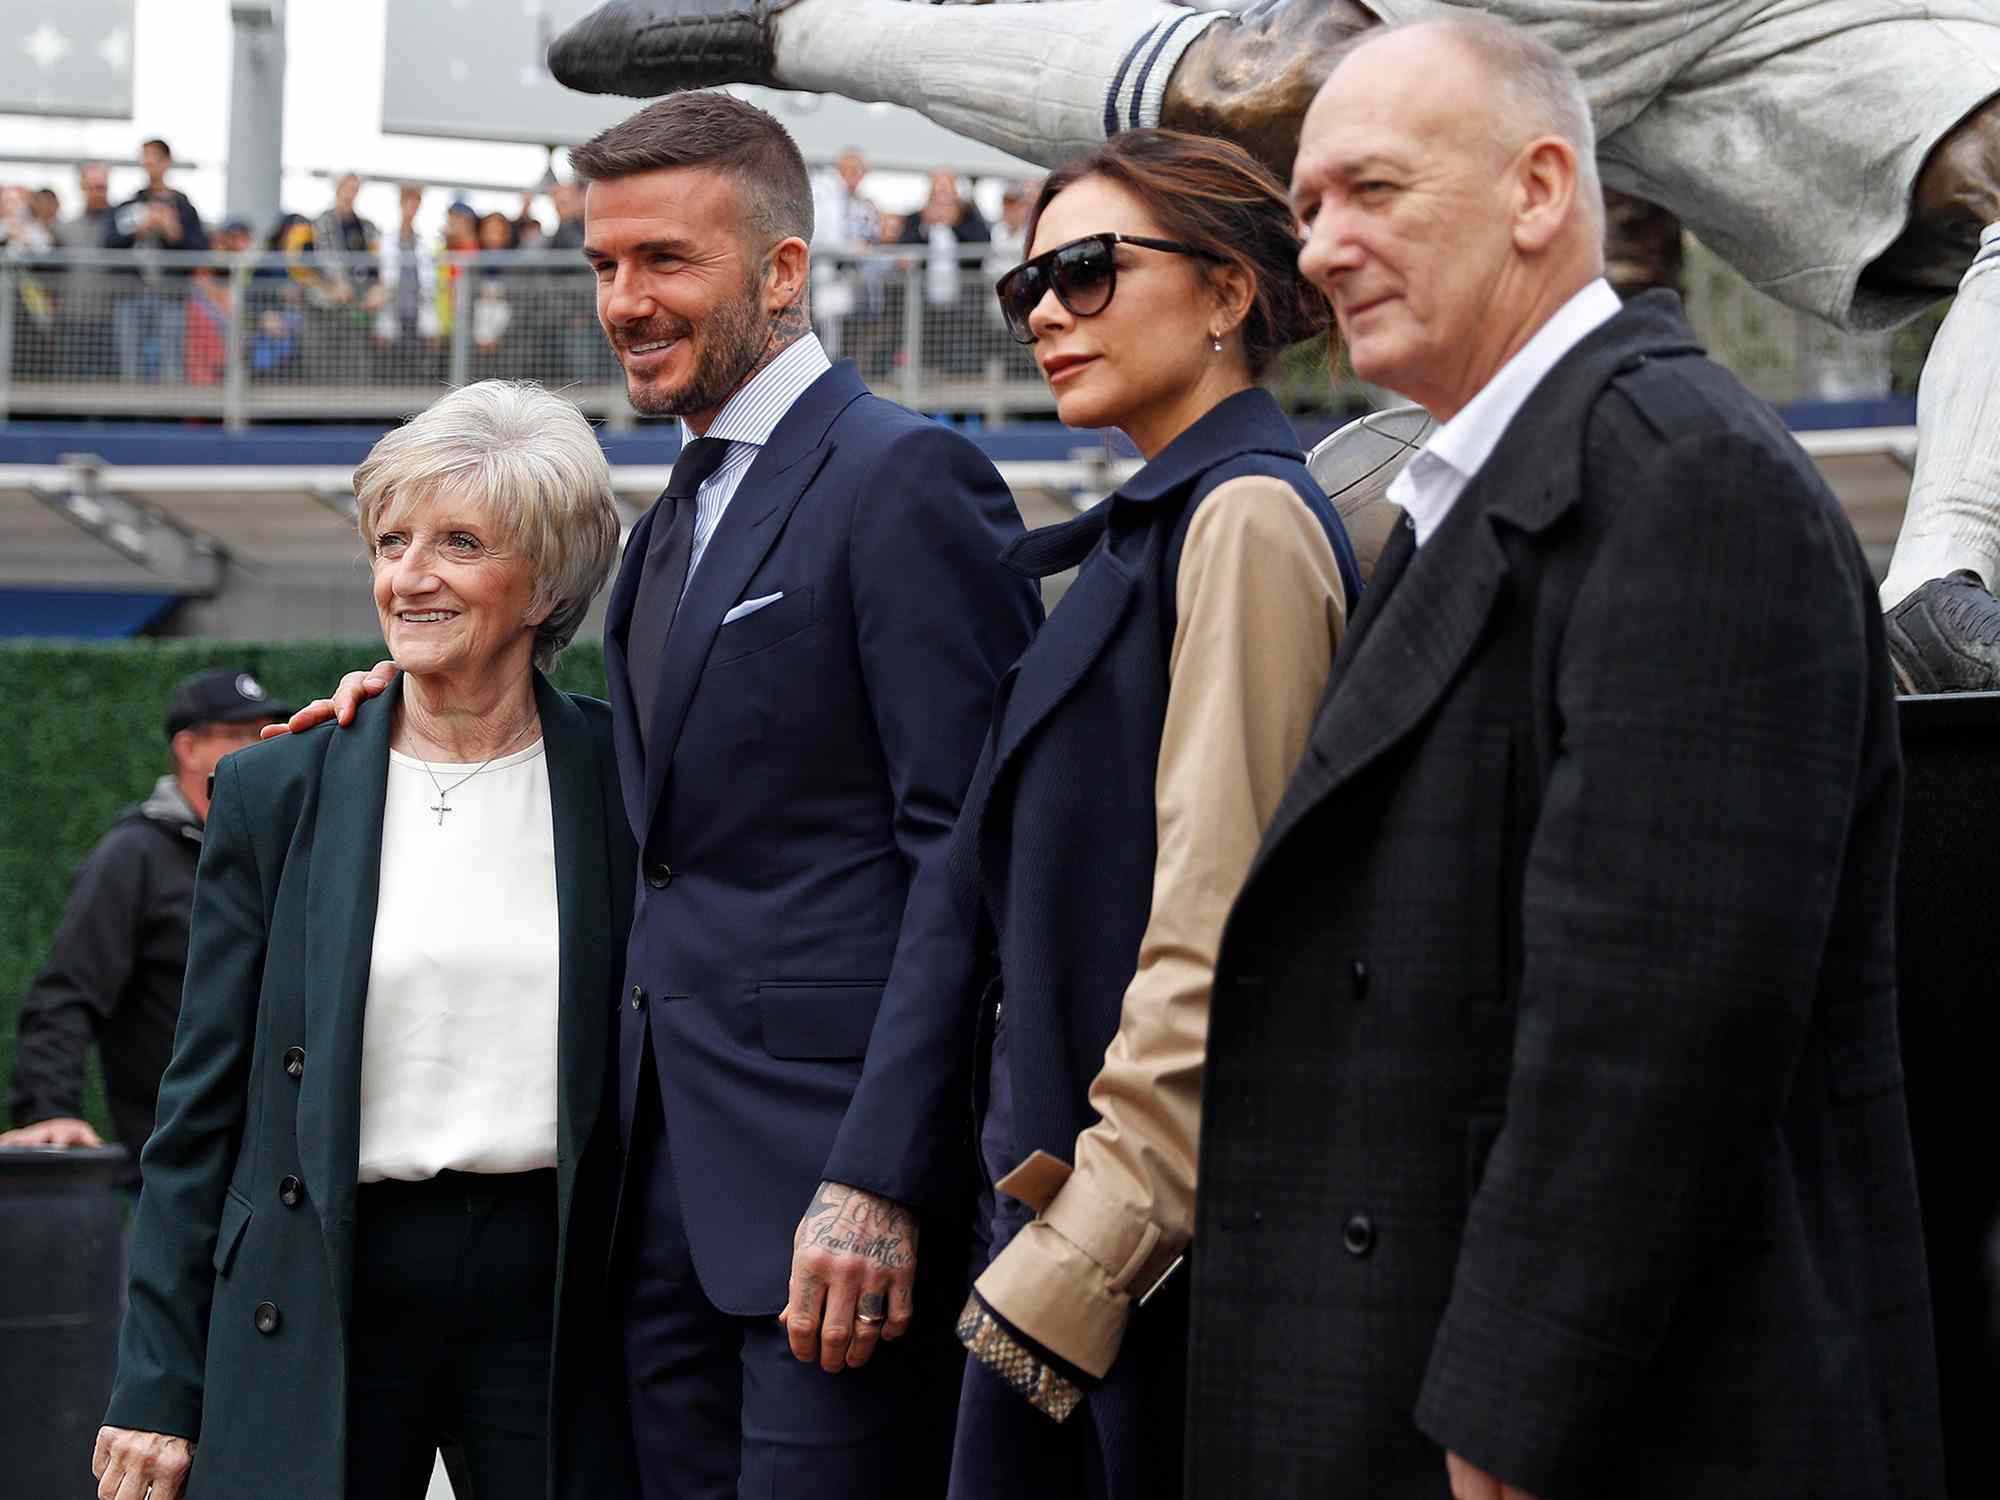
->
xmin=0 ymin=0 xmax=948 ymax=238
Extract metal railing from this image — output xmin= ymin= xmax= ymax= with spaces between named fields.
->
xmin=0 ymin=243 xmax=1941 ymax=428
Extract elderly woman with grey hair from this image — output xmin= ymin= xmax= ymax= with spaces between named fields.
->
xmin=92 ymin=381 xmax=638 ymax=1500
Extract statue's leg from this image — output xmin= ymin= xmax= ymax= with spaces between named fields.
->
xmin=1875 ymin=98 xmax=2000 ymax=632
xmin=773 ymin=0 xmax=1235 ymax=167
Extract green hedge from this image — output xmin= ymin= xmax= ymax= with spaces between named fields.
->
xmin=0 ymin=638 xmax=608 ymax=1135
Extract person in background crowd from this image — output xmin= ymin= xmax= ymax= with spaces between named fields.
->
xmin=436 ymin=200 xmax=482 ymax=346
xmin=1 ymin=185 xmax=58 ymax=374
xmin=183 ymin=220 xmax=251 ymax=387
xmin=2 ymin=669 xmax=288 ymax=1177
xmin=105 ymin=138 xmax=208 ymax=382
xmin=948 ymin=128 xmax=1358 ymax=1499
xmin=287 ymin=172 xmax=384 ymax=379
xmin=900 ymin=168 xmax=991 ymax=375
xmin=373 ymin=183 xmax=442 ymax=383
xmin=93 ymin=382 xmax=638 ymax=1500
xmin=514 ymin=189 xmax=549 ymax=250
xmin=1185 ymin=21 xmax=1945 ymax=1498
xmin=547 ymin=179 xmax=587 ymax=251
xmin=985 ymin=180 xmax=1039 ymax=378
xmin=473 ymin=211 xmax=520 ymax=364
xmin=58 ymin=164 xmax=118 ymax=379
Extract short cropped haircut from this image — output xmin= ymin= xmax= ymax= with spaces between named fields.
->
xmin=569 ymin=92 xmax=813 ymax=248
xmin=354 ymin=381 xmax=621 ymax=671
xmin=1418 ymin=17 xmax=1602 ymax=226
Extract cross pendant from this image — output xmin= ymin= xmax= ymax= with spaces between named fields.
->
xmin=430 ymin=801 xmax=451 ymax=826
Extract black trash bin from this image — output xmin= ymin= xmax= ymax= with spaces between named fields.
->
xmin=0 ymin=1145 xmax=130 ymax=1500
xmin=1895 ymin=690 xmax=2000 ymax=1499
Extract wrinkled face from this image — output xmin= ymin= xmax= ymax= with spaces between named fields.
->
xmin=369 ymin=491 xmax=548 ymax=685
xmin=583 ymin=166 xmax=776 ymax=423
xmin=1020 ymin=175 xmax=1221 ymax=450
xmin=1291 ymin=32 xmax=1520 ymax=415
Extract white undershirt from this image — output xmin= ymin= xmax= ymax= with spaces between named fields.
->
xmin=358 ymin=738 xmax=560 ymax=1184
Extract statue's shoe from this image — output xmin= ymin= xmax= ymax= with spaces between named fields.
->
xmin=1884 ymin=569 xmax=2000 ymax=694
xmin=548 ymin=0 xmax=781 ymax=96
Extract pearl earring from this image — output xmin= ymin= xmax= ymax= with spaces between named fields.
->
xmin=1211 ymin=333 xmax=1223 ymax=353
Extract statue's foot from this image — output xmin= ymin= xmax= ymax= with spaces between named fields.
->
xmin=1884 ymin=570 xmax=2000 ymax=694
xmin=548 ymin=0 xmax=782 ymax=97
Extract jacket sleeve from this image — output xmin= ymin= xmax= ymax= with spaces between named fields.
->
xmin=7 ymin=830 xmax=148 ymax=1127
xmin=970 ymin=475 xmax=1347 ymax=1381
xmin=104 ymin=756 xmax=267 ymax=1441
xmin=818 ymin=421 xmax=1040 ymax=1212
xmin=1412 ymin=429 xmax=1877 ymax=1494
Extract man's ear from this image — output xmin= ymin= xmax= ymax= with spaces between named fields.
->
xmin=764 ymin=235 xmax=811 ymax=313
xmin=1511 ymin=136 xmax=1579 ymax=255
xmin=169 ymin=727 xmax=198 ymax=775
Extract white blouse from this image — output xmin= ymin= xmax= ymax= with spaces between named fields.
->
xmin=357 ymin=738 xmax=561 ymax=1184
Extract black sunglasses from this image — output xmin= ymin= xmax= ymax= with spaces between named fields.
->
xmin=994 ymin=232 xmax=1226 ymax=345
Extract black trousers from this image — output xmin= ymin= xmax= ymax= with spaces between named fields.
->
xmin=617 ymin=1030 xmax=963 ymax=1500
xmin=347 ymin=1169 xmax=559 ymax=1500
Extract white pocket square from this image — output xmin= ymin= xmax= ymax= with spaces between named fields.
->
xmin=721 ymin=591 xmax=785 ymax=625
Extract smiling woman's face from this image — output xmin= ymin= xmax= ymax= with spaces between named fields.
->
xmin=369 ymin=489 xmax=548 ymax=687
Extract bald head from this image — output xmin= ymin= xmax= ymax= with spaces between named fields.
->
xmin=1291 ymin=18 xmax=1606 ymax=419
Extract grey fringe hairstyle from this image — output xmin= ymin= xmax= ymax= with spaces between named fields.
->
xmin=353 ymin=381 xmax=621 ymax=671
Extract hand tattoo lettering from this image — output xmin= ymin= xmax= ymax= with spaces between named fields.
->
xmin=795 ymin=1181 xmax=919 ymax=1273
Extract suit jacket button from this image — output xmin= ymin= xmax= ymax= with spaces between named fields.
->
xmin=1343 ymin=1213 xmax=1375 ymax=1258
xmin=646 ymin=864 xmax=672 ymax=889
xmin=630 ymin=984 xmax=646 ymax=1010
xmin=282 ymin=1046 xmax=305 ymax=1080
xmin=279 ymin=1175 xmax=303 ymax=1207
xmin=254 ymin=1302 xmax=281 ymax=1335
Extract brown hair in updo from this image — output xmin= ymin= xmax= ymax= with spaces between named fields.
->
xmin=1025 ymin=128 xmax=1330 ymax=379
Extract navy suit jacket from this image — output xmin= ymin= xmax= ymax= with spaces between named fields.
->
xmin=606 ymin=359 xmax=1040 ymax=1315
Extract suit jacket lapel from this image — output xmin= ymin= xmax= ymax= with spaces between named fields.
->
xmin=637 ymin=363 xmax=866 ymax=831
xmin=603 ymin=502 xmax=656 ymax=842
xmin=300 ymin=678 xmax=395 ymax=1334
xmin=534 ymin=675 xmax=611 ymax=1227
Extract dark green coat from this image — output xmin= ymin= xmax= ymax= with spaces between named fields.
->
xmin=105 ymin=675 xmax=637 ymax=1500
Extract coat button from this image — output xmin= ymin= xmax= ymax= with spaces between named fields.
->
xmin=630 ymin=984 xmax=646 ymax=1011
xmin=646 ymin=863 xmax=672 ymax=889
xmin=254 ymin=1302 xmax=281 ymax=1335
xmin=1343 ymin=1213 xmax=1375 ymax=1258
xmin=278 ymin=1175 xmax=303 ymax=1208
xmin=1350 ymin=959 xmax=1369 ymax=1000
xmin=282 ymin=1046 xmax=305 ymax=1080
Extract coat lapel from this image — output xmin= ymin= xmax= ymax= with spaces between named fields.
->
xmin=1250 ymin=290 xmax=1705 ymax=872
xmin=299 ymin=680 xmax=395 ymax=1333
xmin=636 ymin=364 xmax=865 ymax=832
xmin=534 ymin=675 xmax=612 ymax=1228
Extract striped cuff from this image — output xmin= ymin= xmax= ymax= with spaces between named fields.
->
xmin=1102 ymin=6 xmax=1229 ymax=137
xmin=956 ymin=1294 xmax=1085 ymax=1423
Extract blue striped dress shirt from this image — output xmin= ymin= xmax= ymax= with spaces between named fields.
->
xmin=677 ymin=332 xmax=834 ymax=596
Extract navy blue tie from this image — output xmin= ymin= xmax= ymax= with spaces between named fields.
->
xmin=628 ymin=436 xmax=732 ymax=755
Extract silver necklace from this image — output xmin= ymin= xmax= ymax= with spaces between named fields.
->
xmin=413 ymin=718 xmax=536 ymax=826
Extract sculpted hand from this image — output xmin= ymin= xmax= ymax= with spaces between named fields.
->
xmin=1446 ymin=1452 xmax=1543 ymax=1500
xmin=94 ymin=1425 xmax=193 ymax=1500
xmin=781 ymin=1181 xmax=919 ymax=1373
xmin=0 ymin=1116 xmax=105 ymax=1148
xmin=260 ymin=660 xmax=398 ymax=739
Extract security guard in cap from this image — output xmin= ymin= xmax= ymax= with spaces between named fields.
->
xmin=3 ymin=668 xmax=288 ymax=1173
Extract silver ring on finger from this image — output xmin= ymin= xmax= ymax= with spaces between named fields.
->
xmin=855 ymin=1311 xmax=886 ymax=1325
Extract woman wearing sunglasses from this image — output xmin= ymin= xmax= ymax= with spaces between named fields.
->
xmin=949 ymin=129 xmax=1362 ymax=1499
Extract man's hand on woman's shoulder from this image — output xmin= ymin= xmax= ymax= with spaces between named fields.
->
xmin=258 ymin=660 xmax=399 ymax=738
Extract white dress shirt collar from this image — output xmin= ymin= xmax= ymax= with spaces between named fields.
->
xmin=679 ymin=331 xmax=833 ymax=452
xmin=1387 ymin=278 xmax=1622 ymax=546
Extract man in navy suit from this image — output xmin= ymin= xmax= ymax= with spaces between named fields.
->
xmin=310 ymin=92 xmax=1038 ymax=1498
xmin=572 ymin=95 xmax=1038 ymax=1497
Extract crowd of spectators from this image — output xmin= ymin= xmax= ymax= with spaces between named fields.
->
xmin=1 ymin=142 xmax=1039 ymax=395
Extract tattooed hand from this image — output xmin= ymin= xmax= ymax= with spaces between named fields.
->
xmin=780 ymin=1180 xmax=920 ymax=1372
